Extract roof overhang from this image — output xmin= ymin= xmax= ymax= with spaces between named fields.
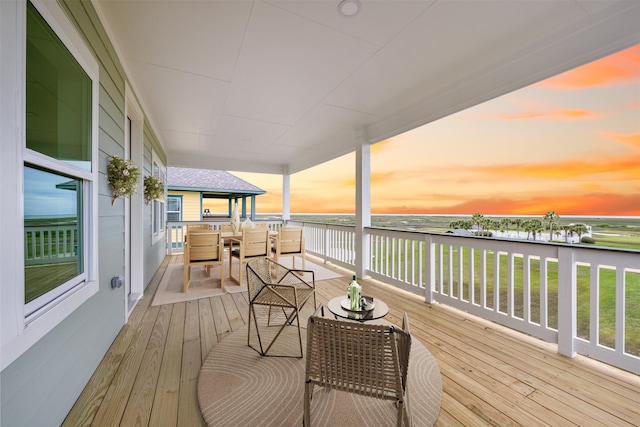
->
xmin=94 ymin=0 xmax=640 ymax=175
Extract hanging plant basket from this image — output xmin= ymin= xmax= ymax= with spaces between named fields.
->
xmin=107 ymin=155 xmax=140 ymax=205
xmin=144 ymin=175 xmax=164 ymax=205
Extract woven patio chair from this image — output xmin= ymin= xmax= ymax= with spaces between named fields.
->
xmin=304 ymin=306 xmax=412 ymax=426
xmin=246 ymin=257 xmax=316 ymax=358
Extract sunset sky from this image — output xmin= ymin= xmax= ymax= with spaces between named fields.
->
xmin=233 ymin=44 xmax=640 ymax=216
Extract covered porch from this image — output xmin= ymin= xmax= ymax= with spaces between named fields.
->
xmin=64 ymin=254 xmax=640 ymax=426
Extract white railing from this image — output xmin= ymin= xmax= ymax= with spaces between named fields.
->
xmin=291 ymin=221 xmax=640 ymax=374
xmin=24 ymin=225 xmax=78 ymax=265
xmin=293 ymin=222 xmax=357 ymax=270
xmin=166 ymin=221 xmax=283 ymax=255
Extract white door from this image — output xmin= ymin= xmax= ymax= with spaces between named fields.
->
xmin=125 ymin=86 xmax=145 ymax=320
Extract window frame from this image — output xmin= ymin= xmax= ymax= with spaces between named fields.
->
xmin=167 ymin=195 xmax=183 ymax=222
xmin=1 ymin=0 xmax=99 ymax=370
xmin=151 ymin=149 xmax=166 ymax=244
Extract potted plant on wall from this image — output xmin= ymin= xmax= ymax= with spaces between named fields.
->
xmin=107 ymin=155 xmax=140 ymax=205
xmin=144 ymin=175 xmax=164 ymax=205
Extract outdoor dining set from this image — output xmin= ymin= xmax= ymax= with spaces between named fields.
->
xmin=182 ymin=223 xmax=305 ymax=293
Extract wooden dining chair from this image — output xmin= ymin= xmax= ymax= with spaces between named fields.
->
xmin=228 ymin=228 xmax=270 ymax=287
xmin=186 ymin=223 xmax=211 ymax=233
xmin=271 ymin=226 xmax=305 ymax=269
xmin=183 ymin=230 xmax=224 ymax=292
xmin=304 ymin=306 xmax=412 ymax=426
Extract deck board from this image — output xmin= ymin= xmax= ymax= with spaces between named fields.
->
xmin=63 ymin=255 xmax=640 ymax=427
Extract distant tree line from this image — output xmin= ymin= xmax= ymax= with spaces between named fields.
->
xmin=449 ymin=211 xmax=592 ymax=243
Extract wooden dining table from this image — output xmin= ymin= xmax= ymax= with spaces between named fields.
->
xmin=221 ymin=230 xmax=278 ymax=241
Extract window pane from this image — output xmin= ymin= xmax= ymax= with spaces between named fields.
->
xmin=26 ymin=2 xmax=92 ymax=171
xmin=168 ymin=196 xmax=181 ymax=212
xmin=167 ymin=196 xmax=181 ymax=222
xmin=24 ymin=166 xmax=83 ymax=303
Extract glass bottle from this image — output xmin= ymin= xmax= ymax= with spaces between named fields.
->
xmin=348 ymin=275 xmax=361 ymax=311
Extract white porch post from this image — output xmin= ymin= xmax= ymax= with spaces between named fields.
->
xmin=557 ymin=247 xmax=577 ymax=357
xmin=282 ymin=169 xmax=290 ymax=224
xmin=355 ymin=130 xmax=370 ymax=279
xmin=250 ymin=195 xmax=256 ymax=220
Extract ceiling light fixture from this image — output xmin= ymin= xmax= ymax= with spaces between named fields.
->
xmin=338 ymin=0 xmax=361 ymax=17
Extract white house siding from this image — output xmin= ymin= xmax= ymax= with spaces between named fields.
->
xmin=0 ymin=1 xmax=166 ymax=425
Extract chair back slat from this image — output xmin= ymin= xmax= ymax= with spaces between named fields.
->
xmin=189 ymin=246 xmax=220 ymax=261
xmin=187 ymin=223 xmax=210 ymax=233
xmin=242 ymin=229 xmax=270 ymax=257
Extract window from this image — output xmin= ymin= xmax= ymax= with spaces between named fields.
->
xmin=167 ymin=196 xmax=182 ymax=222
xmin=151 ymin=150 xmax=166 ymax=243
xmin=2 ymin=0 xmax=99 ymax=369
xmin=24 ymin=167 xmax=84 ymax=310
xmin=23 ymin=2 xmax=95 ymax=318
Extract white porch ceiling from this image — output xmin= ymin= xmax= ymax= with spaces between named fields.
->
xmin=94 ymin=0 xmax=640 ymax=175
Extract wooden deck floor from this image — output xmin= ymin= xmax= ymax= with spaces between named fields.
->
xmin=63 ymin=255 xmax=640 ymax=426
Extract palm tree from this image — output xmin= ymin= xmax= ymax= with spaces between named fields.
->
xmin=471 ymin=213 xmax=484 ymax=234
xmin=572 ymin=223 xmax=588 ymax=241
xmin=544 ymin=211 xmax=559 ymax=241
xmin=523 ymin=220 xmax=532 ymax=240
xmin=500 ymin=218 xmax=511 ymax=236
xmin=485 ymin=219 xmax=500 ymax=236
xmin=511 ymin=218 xmax=523 ymax=238
xmin=526 ymin=218 xmax=544 ymax=240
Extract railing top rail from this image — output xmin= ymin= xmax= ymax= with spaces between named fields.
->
xmin=294 ymin=221 xmax=355 ymax=231
xmin=363 ymin=226 xmax=640 ymax=256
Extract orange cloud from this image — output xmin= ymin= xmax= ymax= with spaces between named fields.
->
xmin=501 ymin=109 xmax=600 ymax=120
xmin=371 ymin=139 xmax=393 ymax=153
xmin=474 ymin=155 xmax=640 ymax=179
xmin=536 ymin=45 xmax=640 ymax=89
xmin=602 ymin=131 xmax=640 ymax=149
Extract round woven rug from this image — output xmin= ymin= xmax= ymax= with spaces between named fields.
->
xmin=197 ymin=321 xmax=442 ymax=426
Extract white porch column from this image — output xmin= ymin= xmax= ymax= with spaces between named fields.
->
xmin=250 ymin=195 xmax=256 ymax=220
xmin=282 ymin=169 xmax=291 ymax=224
xmin=355 ymin=130 xmax=370 ymax=279
xmin=557 ymin=246 xmax=577 ymax=357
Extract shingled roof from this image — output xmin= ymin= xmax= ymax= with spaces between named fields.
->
xmin=167 ymin=167 xmax=265 ymax=196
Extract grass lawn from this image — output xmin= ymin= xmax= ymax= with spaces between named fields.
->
xmin=373 ymin=241 xmax=639 ymax=357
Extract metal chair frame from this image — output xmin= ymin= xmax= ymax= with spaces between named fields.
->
xmin=246 ymin=257 xmax=316 ymax=358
